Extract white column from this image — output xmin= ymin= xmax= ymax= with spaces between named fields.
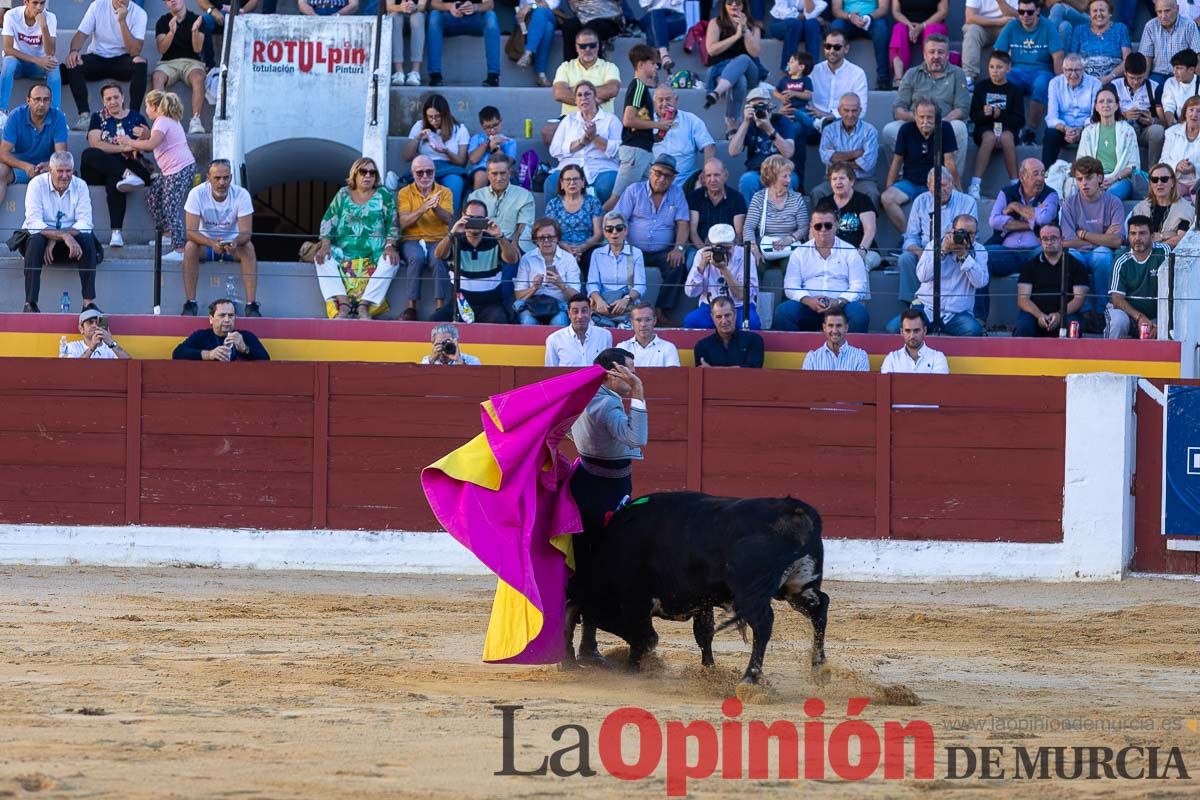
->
xmin=1061 ymin=373 xmax=1136 ymax=579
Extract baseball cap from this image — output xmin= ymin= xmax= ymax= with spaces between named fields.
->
xmin=746 ymin=86 xmax=772 ymax=104
xmin=708 ymin=224 xmax=736 ymax=245
xmin=78 ymin=308 xmax=105 ymax=324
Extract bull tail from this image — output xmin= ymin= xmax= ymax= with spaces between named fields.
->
xmin=714 ymin=613 xmax=750 ymax=643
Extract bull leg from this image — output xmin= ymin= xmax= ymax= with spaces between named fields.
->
xmin=740 ymin=604 xmax=774 ymax=685
xmin=789 ymin=587 xmax=830 ymax=684
xmin=693 ymin=608 xmax=715 ymax=667
xmin=560 ymin=602 xmax=581 ymax=669
xmin=624 ymin=619 xmax=657 ymax=673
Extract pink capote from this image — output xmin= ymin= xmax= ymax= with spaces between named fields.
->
xmin=421 ymin=365 xmax=606 ymax=664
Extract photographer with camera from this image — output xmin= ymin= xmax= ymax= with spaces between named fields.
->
xmin=682 ymin=223 xmax=761 ymax=329
xmin=430 ymin=199 xmax=521 ymax=324
xmin=886 ymin=213 xmax=988 ymax=336
xmin=728 ymin=86 xmax=796 ymax=204
xmin=421 ymin=322 xmax=482 ymax=365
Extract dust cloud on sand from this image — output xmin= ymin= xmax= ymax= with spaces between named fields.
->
xmin=0 ymin=567 xmax=1198 ymax=798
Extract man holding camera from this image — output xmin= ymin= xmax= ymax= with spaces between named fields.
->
xmin=887 ymin=214 xmax=988 ymax=336
xmin=682 ymin=223 xmax=759 ymax=329
xmin=421 ymin=322 xmax=482 ymax=365
xmin=728 ymin=86 xmax=796 ymax=203
xmin=60 ymin=308 xmax=131 ymax=359
xmin=171 ymin=298 xmax=270 ymax=361
xmin=431 ymin=199 xmax=520 ymax=325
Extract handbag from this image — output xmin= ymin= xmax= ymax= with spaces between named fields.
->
xmin=505 ymin=20 xmax=527 ymax=62
xmin=524 ymin=293 xmax=561 ymax=321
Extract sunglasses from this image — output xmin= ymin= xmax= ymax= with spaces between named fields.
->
xmin=577 ymin=41 xmax=599 ymax=50
xmin=604 ymin=225 xmax=627 ymax=233
xmin=534 ymin=235 xmax=559 ymax=242
xmin=358 ymin=168 xmax=378 ymax=176
xmin=1040 ymin=235 xmax=1062 ymax=241
xmin=824 ymin=43 xmax=844 ymax=51
xmin=1017 ymin=8 xmax=1036 ymax=14
xmin=1150 ymin=175 xmax=1173 ymax=183
xmin=812 ymin=222 xmax=834 ymax=231
xmin=413 ymin=168 xmax=434 ymax=176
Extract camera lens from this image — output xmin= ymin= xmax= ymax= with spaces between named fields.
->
xmin=441 ymin=340 xmax=457 ymax=355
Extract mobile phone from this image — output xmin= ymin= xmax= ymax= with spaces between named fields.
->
xmin=466 ymin=217 xmax=489 ymax=231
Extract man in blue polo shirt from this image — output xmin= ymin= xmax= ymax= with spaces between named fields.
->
xmin=0 ymin=82 xmax=67 ymax=205
xmin=995 ymin=0 xmax=1064 ymax=143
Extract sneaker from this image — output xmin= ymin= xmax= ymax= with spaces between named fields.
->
xmin=405 ymin=70 xmax=421 ymax=86
xmin=391 ymin=70 xmax=406 ymax=86
xmin=188 ymin=116 xmax=205 ymax=134
xmin=428 ymin=72 xmax=443 ymax=86
xmin=74 ymin=112 xmax=90 ymax=131
xmin=163 ymin=249 xmax=184 ymax=262
xmin=516 ymin=51 xmax=532 ymax=68
xmin=23 ymin=301 xmax=39 ymax=313
xmin=1019 ymin=127 xmax=1037 ymax=146
xmin=181 ymin=300 xmax=198 ymax=316
xmin=244 ymin=301 xmax=262 ymax=318
xmin=483 ymin=73 xmax=500 ymax=87
xmin=116 ymin=170 xmax=144 ymax=192
xmin=967 ymin=182 xmax=981 ymax=202
xmin=109 ymin=229 xmax=124 ymax=248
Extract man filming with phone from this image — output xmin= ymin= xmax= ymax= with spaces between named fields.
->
xmin=171 ymin=298 xmax=271 ymax=361
xmin=431 ymin=199 xmax=521 ymax=324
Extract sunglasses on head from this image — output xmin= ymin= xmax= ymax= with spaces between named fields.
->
xmin=1150 ymin=174 xmax=1173 ymax=183
xmin=812 ymin=222 xmax=834 ymax=231
xmin=824 ymin=43 xmax=844 ymax=51
xmin=604 ymin=224 xmax=626 ymax=233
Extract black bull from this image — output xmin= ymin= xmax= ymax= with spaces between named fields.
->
xmin=564 ymin=492 xmax=830 ymax=685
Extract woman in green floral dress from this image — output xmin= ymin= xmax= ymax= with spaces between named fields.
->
xmin=314 ymin=157 xmax=401 ymax=319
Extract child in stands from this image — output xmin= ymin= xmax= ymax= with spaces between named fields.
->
xmin=115 ymin=90 xmax=196 ymax=261
xmin=467 ymin=105 xmax=517 ymax=189
xmin=968 ymin=50 xmax=1023 ymax=201
xmin=773 ymin=49 xmax=816 ymax=186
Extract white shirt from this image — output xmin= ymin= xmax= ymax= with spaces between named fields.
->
xmin=515 ymin=247 xmax=582 ymax=303
xmin=770 ymin=0 xmax=827 ymax=19
xmin=544 ymin=322 xmax=613 ymax=366
xmin=23 ymin=174 xmax=93 ymax=233
xmin=811 ymin=59 xmax=868 ymax=119
xmin=184 ymin=182 xmax=253 ymax=241
xmin=618 ymin=334 xmax=681 ymax=367
xmin=652 ymin=110 xmax=715 ymax=185
xmin=783 ymin=238 xmax=869 ymax=302
xmin=407 ymin=121 xmax=469 ymax=163
xmin=915 ymin=242 xmax=989 ymax=319
xmin=965 ymin=0 xmax=1017 ymax=20
xmin=2 ymin=7 xmax=57 ymax=57
xmin=79 ymin=0 xmax=147 ymax=59
xmin=549 ymin=110 xmax=622 ymax=182
xmin=420 ymin=352 xmax=482 ymax=365
xmin=1161 ymin=75 xmax=1200 ymax=119
xmin=1161 ymin=123 xmax=1200 ymax=173
xmin=880 ymin=345 xmax=949 ymax=374
xmin=61 ymin=339 xmax=117 ymax=359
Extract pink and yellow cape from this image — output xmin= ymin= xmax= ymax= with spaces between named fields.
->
xmin=420 ymin=366 xmax=605 ymax=664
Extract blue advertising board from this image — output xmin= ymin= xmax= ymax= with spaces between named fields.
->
xmin=1164 ymin=385 xmax=1200 ymax=536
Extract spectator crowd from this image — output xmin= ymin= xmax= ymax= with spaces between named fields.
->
xmin=9 ymin=0 xmax=1190 ymax=352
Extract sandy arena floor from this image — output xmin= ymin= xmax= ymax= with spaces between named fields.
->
xmin=0 ymin=566 xmax=1198 ymax=798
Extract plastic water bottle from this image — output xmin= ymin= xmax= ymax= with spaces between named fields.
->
xmin=224 ymin=274 xmax=240 ymax=312
xmin=456 ymin=292 xmax=475 ymax=324
xmin=60 ymin=291 xmax=69 ymax=313
xmin=58 ymin=336 xmax=68 ymax=358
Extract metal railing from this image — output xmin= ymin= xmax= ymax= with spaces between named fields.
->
xmin=217 ymin=0 xmax=243 ymax=121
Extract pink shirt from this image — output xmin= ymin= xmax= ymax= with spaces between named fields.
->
xmin=152 ymin=116 xmax=195 ymax=176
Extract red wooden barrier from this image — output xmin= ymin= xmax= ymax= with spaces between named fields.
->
xmin=0 ymin=360 xmax=1067 ymax=543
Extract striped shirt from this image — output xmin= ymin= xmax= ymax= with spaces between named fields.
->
xmin=818 ymin=119 xmax=879 ymax=181
xmin=1139 ymin=17 xmax=1200 ymax=76
xmin=746 ymin=189 xmax=810 ymax=247
xmin=801 ymin=341 xmax=870 ymax=372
